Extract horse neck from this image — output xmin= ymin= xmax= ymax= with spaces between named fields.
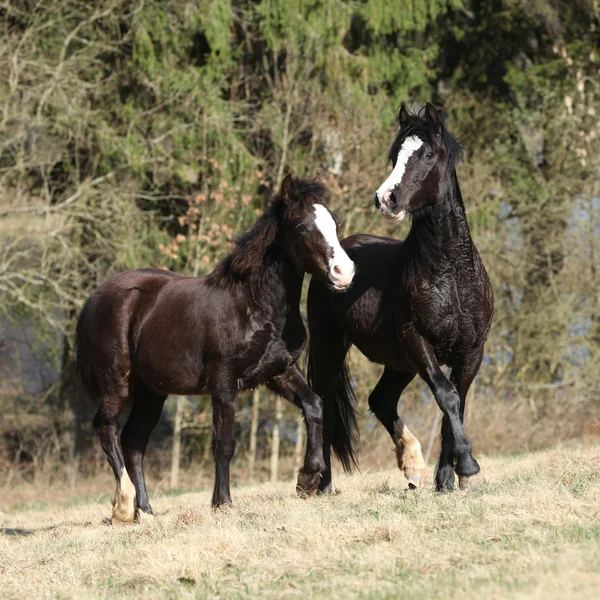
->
xmin=407 ymin=170 xmax=475 ymax=270
xmin=209 ymin=213 xmax=304 ymax=311
xmin=249 ymin=250 xmax=304 ymax=313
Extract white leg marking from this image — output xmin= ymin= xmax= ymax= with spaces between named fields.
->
xmin=376 ymin=136 xmax=423 ymax=201
xmin=313 ymin=204 xmax=355 ymax=288
xmin=393 ymin=421 xmax=426 ymax=488
xmin=136 ymin=509 xmax=155 ymax=523
xmin=111 ymin=470 xmax=136 ymax=523
xmin=318 ymin=481 xmax=341 ymax=496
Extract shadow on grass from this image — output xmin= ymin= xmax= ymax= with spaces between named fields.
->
xmin=1 ymin=520 xmax=93 ymax=537
xmin=1 ymin=527 xmax=37 ymax=536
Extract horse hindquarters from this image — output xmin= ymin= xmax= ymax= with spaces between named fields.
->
xmin=76 ymin=290 xmax=139 ymax=523
xmin=306 ymin=280 xmax=358 ymax=494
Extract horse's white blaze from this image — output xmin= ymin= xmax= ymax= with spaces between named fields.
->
xmin=313 ymin=204 xmax=355 ymax=288
xmin=376 ymin=135 xmax=423 ymax=201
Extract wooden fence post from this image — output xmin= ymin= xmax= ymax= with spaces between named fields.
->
xmin=170 ymin=395 xmax=184 ymax=489
xmin=294 ymin=413 xmax=304 ymax=474
xmin=270 ymin=396 xmax=282 ymax=483
xmin=248 ymin=388 xmax=260 ymax=478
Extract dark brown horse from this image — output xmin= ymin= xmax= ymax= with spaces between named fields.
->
xmin=76 ymin=175 xmax=355 ymax=522
xmin=307 ymin=104 xmax=493 ymax=493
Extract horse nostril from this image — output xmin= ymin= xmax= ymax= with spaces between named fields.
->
xmin=374 ymin=193 xmax=380 ymax=209
xmin=332 ymin=264 xmax=342 ymax=277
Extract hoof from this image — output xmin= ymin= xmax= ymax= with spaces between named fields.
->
xmin=404 ymin=467 xmax=426 ymax=489
xmin=212 ymin=500 xmax=233 ymax=511
xmin=111 ymin=507 xmax=136 ymax=524
xmin=458 ymin=472 xmax=486 ymax=490
xmin=135 ymin=509 xmax=155 ymax=524
xmin=296 ymin=469 xmax=322 ymax=499
xmin=318 ymin=482 xmax=341 ymax=496
xmin=111 ymin=496 xmax=136 ymax=524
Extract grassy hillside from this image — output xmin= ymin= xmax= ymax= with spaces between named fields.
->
xmin=1 ymin=445 xmax=599 ymax=599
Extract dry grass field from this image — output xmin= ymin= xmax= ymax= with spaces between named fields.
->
xmin=1 ymin=445 xmax=599 ymax=599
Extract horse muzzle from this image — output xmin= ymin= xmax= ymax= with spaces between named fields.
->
xmin=328 ymin=259 xmax=355 ymax=291
xmin=375 ymin=188 xmax=407 ymax=222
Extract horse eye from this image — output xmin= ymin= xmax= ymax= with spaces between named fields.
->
xmin=296 ymin=224 xmax=308 ymax=235
xmin=427 ymin=151 xmax=435 ymax=160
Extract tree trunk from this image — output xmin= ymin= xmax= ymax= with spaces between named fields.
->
xmin=55 ymin=333 xmax=79 ymax=481
xmin=248 ymin=388 xmax=260 ymax=478
xmin=270 ymin=396 xmax=282 ymax=483
xmin=170 ymin=395 xmax=185 ymax=489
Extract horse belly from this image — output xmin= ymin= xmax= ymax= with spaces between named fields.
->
xmin=331 ymin=288 xmax=407 ymax=366
xmin=132 ymin=310 xmax=213 ymax=396
xmin=134 ymin=334 xmax=207 ymax=396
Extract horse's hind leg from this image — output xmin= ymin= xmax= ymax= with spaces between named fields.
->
xmin=307 ymin=286 xmax=350 ymax=496
xmin=93 ymin=395 xmax=136 ymax=523
xmin=368 ymin=368 xmax=425 ymax=489
xmin=121 ymin=381 xmax=166 ymax=519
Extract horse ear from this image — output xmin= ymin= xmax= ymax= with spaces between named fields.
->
xmin=280 ymin=173 xmax=294 ymax=202
xmin=424 ymin=102 xmax=441 ymax=133
xmin=398 ymin=104 xmax=410 ymax=127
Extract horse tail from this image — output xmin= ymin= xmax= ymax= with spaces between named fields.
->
xmin=306 ymin=285 xmax=359 ymax=473
xmin=75 ymin=295 xmax=100 ymax=404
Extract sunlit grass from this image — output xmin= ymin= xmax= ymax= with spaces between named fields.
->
xmin=1 ymin=445 xmax=599 ymax=599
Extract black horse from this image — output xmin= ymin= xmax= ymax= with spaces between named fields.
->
xmin=307 ymin=103 xmax=493 ymax=493
xmin=76 ymin=175 xmax=355 ymax=521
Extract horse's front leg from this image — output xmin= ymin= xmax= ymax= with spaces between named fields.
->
xmin=406 ymin=334 xmax=482 ymax=492
xmin=211 ymin=390 xmax=237 ymax=507
xmin=269 ymin=366 xmax=325 ymax=498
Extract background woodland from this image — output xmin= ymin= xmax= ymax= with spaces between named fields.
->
xmin=1 ymin=0 xmax=599 ymax=490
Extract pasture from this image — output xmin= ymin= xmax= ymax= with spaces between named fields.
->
xmin=1 ymin=445 xmax=599 ymax=599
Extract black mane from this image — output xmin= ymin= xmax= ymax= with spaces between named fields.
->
xmin=389 ymin=107 xmax=463 ymax=172
xmin=207 ymin=177 xmax=327 ymax=286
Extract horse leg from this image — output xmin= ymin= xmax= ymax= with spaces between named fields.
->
xmin=408 ymin=336 xmax=481 ymax=491
xmin=368 ymin=368 xmax=425 ymax=488
xmin=211 ymin=391 xmax=237 ymax=507
xmin=320 ymin=442 xmax=338 ymax=495
xmin=307 ymin=283 xmax=350 ymax=496
xmin=269 ymin=366 xmax=325 ymax=498
xmin=93 ymin=396 xmax=136 ymax=523
xmin=120 ymin=381 xmax=166 ymax=519
xmin=450 ymin=349 xmax=486 ymax=490
xmin=435 ymin=414 xmax=456 ymax=492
